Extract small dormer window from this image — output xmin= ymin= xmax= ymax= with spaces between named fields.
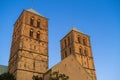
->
xmin=30 ymin=17 xmax=34 ymax=26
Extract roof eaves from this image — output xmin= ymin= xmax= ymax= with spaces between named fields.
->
xmin=26 ymin=8 xmax=45 ymax=18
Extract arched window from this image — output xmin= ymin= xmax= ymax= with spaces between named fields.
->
xmin=84 ymin=49 xmax=88 ymax=56
xmin=68 ymin=36 xmax=70 ymax=45
xmin=69 ymin=47 xmax=72 ymax=54
xmin=30 ymin=17 xmax=34 ymax=26
xmin=78 ymin=36 xmax=81 ymax=43
xmin=65 ymin=51 xmax=67 ymax=57
xmin=83 ymin=38 xmax=87 ymax=45
xmin=36 ymin=31 xmax=40 ymax=40
xmin=29 ymin=29 xmax=33 ymax=37
xmin=37 ymin=19 xmax=40 ymax=28
xmin=64 ymin=39 xmax=67 ymax=47
xmin=79 ymin=48 xmax=82 ymax=54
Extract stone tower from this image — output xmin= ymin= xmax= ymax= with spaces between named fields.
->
xmin=8 ymin=9 xmax=48 ymax=80
xmin=60 ymin=27 xmax=96 ymax=80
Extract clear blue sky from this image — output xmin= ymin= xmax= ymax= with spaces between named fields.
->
xmin=0 ymin=0 xmax=120 ymax=80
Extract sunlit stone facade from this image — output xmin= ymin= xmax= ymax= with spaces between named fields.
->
xmin=60 ymin=28 xmax=97 ymax=80
xmin=8 ymin=9 xmax=48 ymax=80
xmin=8 ymin=9 xmax=97 ymax=80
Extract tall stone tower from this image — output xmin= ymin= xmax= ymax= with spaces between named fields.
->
xmin=60 ymin=27 xmax=96 ymax=80
xmin=8 ymin=9 xmax=48 ymax=80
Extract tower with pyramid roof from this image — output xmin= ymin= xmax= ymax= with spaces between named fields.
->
xmin=8 ymin=9 xmax=48 ymax=80
xmin=60 ymin=27 xmax=97 ymax=80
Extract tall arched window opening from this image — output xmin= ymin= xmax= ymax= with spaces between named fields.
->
xmin=37 ymin=19 xmax=40 ymax=28
xmin=36 ymin=31 xmax=40 ymax=40
xmin=30 ymin=17 xmax=34 ymax=26
xmin=30 ymin=29 xmax=33 ymax=37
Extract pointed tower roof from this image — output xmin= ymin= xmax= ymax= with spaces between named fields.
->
xmin=60 ymin=26 xmax=89 ymax=41
xmin=70 ymin=26 xmax=86 ymax=35
xmin=71 ymin=27 xmax=80 ymax=32
xmin=26 ymin=8 xmax=45 ymax=17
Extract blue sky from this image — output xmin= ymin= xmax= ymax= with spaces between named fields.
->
xmin=0 ymin=0 xmax=120 ymax=80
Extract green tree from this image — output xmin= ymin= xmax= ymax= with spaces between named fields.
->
xmin=0 ymin=72 xmax=16 ymax=80
xmin=32 ymin=75 xmax=43 ymax=80
xmin=49 ymin=71 xmax=69 ymax=80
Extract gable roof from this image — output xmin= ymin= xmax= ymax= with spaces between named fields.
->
xmin=45 ymin=54 xmax=92 ymax=80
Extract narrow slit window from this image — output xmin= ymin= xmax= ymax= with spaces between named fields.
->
xmin=69 ymin=47 xmax=71 ymax=54
xmin=64 ymin=39 xmax=67 ymax=47
xmin=68 ymin=36 xmax=70 ymax=45
xmin=33 ymin=61 xmax=35 ymax=70
xmin=65 ymin=51 xmax=67 ymax=57
xmin=78 ymin=36 xmax=81 ymax=43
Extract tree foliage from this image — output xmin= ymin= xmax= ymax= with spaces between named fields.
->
xmin=32 ymin=75 xmax=43 ymax=80
xmin=49 ymin=71 xmax=69 ymax=80
xmin=0 ymin=72 xmax=16 ymax=80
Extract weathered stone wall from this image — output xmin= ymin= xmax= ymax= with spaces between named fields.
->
xmin=60 ymin=29 xmax=97 ymax=80
xmin=44 ymin=55 xmax=93 ymax=80
xmin=8 ymin=9 xmax=48 ymax=80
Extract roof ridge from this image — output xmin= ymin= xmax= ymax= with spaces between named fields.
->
xmin=71 ymin=27 xmax=85 ymax=34
xmin=26 ymin=8 xmax=45 ymax=17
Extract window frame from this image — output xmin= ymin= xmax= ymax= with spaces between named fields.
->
xmin=29 ymin=29 xmax=33 ymax=37
xmin=83 ymin=38 xmax=87 ymax=45
xmin=30 ymin=17 xmax=34 ymax=26
xmin=77 ymin=36 xmax=81 ymax=43
xmin=36 ymin=31 xmax=40 ymax=40
xmin=37 ymin=19 xmax=40 ymax=28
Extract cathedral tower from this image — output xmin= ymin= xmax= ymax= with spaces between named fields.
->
xmin=8 ymin=9 xmax=48 ymax=80
xmin=60 ymin=27 xmax=96 ymax=80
